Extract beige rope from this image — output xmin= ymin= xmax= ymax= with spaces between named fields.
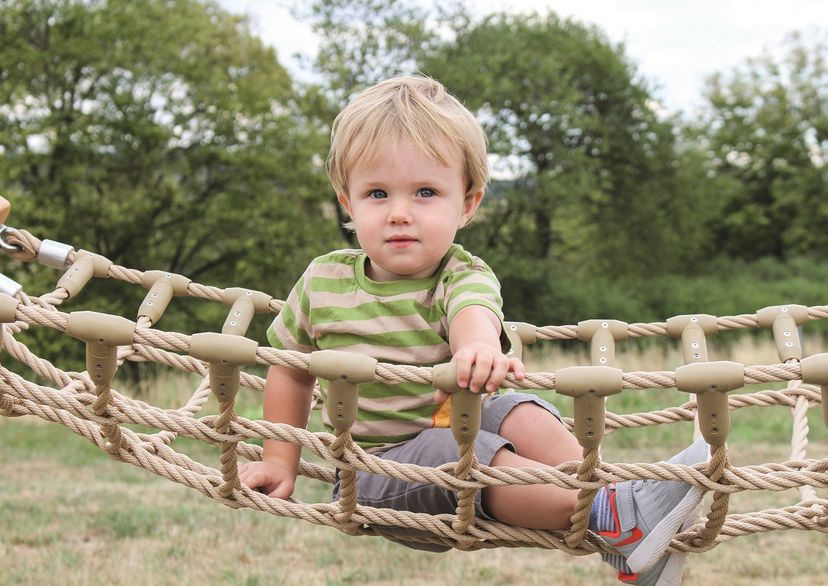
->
xmin=0 ymin=237 xmax=825 ymax=560
xmin=565 ymin=448 xmax=601 ymax=548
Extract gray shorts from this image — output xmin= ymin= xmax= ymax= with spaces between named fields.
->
xmin=332 ymin=392 xmax=561 ymax=551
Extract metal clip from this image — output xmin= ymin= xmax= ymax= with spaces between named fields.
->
xmin=0 ymin=225 xmax=21 ymax=252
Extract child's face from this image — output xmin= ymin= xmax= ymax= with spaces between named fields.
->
xmin=338 ymin=138 xmax=482 ymax=281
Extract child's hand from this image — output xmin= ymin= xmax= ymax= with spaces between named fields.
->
xmin=238 ymin=460 xmax=297 ymax=499
xmin=435 ymin=342 xmax=525 ymax=402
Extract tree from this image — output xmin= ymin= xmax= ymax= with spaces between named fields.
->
xmin=0 ymin=0 xmax=343 ymax=372
xmin=0 ymin=0 xmax=341 ymax=322
xmin=425 ymin=12 xmax=702 ymax=274
xmin=699 ymin=31 xmax=828 ymax=261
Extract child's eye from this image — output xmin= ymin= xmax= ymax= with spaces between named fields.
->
xmin=367 ymin=190 xmax=388 ymax=199
xmin=416 ymin=188 xmax=436 ymax=198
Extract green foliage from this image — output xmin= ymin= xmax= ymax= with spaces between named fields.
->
xmin=0 ymin=0 xmax=343 ymax=363
xmin=697 ymin=31 xmax=828 ymax=261
xmin=1 ymin=0 xmax=827 ymax=365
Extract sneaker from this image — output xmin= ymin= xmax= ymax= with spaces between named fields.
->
xmin=599 ymin=437 xmax=709 ymax=585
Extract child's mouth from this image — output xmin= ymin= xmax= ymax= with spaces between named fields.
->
xmin=387 ymin=236 xmax=417 ymax=247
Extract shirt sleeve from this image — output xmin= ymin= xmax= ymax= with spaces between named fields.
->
xmin=266 ymin=270 xmax=317 ymax=352
xmin=442 ymin=255 xmax=510 ymax=352
xmin=443 ymin=256 xmax=504 ymax=323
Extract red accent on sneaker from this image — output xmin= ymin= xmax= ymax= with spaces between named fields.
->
xmin=619 ymin=571 xmax=640 ymax=583
xmin=615 ymin=527 xmax=643 ymax=547
xmin=598 ymin=484 xmax=622 ymax=539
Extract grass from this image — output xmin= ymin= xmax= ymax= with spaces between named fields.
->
xmin=0 ymin=337 xmax=826 ymax=585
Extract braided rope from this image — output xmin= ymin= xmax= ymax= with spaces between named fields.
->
xmin=0 ymin=230 xmax=825 ymax=560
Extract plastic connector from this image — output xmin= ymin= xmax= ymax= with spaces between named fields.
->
xmin=221 ymin=289 xmax=272 ymax=337
xmin=666 ymin=314 xmax=718 ymax=363
xmin=556 ymin=365 xmax=623 ymax=449
xmin=578 ymin=319 xmax=628 ymax=366
xmin=757 ymin=305 xmax=809 ymax=362
xmin=309 ymin=350 xmax=377 ymax=433
xmin=676 ymin=361 xmax=744 ymax=445
xmin=66 ymin=311 xmax=137 ymax=346
xmin=190 ymin=332 xmax=259 ymax=403
xmin=138 ymin=271 xmax=191 ymax=324
xmin=433 ymin=362 xmax=481 ymax=445
xmin=799 ymin=354 xmax=828 ymax=430
xmin=57 ymin=252 xmax=112 ymax=298
xmin=504 ymin=321 xmax=537 ymax=361
xmin=0 ymin=293 xmax=19 ymax=323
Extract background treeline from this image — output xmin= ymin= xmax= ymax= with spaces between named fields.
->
xmin=1 ymin=0 xmax=827 ymax=368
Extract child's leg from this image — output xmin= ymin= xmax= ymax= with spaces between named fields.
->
xmin=482 ymin=394 xmax=709 ymax=586
xmin=481 ymin=401 xmax=582 ymax=529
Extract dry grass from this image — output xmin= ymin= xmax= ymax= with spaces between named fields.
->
xmin=0 ymin=337 xmax=826 ymax=585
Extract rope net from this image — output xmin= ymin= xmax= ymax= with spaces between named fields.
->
xmin=0 ymin=227 xmax=825 ymax=557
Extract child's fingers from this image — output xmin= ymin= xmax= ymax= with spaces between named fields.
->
xmin=508 ymin=357 xmax=526 ymax=379
xmin=453 ymin=352 xmax=474 ymax=389
xmin=469 ymin=353 xmax=494 ymax=392
xmin=434 ymin=388 xmax=449 ymax=403
xmin=486 ymin=356 xmax=510 ymax=392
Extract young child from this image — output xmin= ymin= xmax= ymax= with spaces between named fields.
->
xmin=238 ymin=76 xmax=707 ymax=585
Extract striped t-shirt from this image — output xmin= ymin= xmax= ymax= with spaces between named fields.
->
xmin=267 ymin=243 xmax=506 ymax=450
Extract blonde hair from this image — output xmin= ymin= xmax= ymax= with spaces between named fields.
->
xmin=327 ymin=76 xmax=489 ymax=201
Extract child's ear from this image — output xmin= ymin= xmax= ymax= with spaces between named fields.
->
xmin=337 ymin=193 xmax=353 ymax=216
xmin=459 ymin=190 xmax=484 ymax=227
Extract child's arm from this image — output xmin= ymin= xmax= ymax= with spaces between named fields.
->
xmin=238 ymin=364 xmax=315 ymax=499
xmin=444 ymin=305 xmax=525 ymax=398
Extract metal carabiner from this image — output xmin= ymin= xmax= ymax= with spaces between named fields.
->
xmin=0 ymin=224 xmax=22 ymax=252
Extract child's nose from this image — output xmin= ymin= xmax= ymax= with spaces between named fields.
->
xmin=388 ymin=198 xmax=412 ymax=223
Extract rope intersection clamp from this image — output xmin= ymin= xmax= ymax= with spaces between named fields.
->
xmin=554 ymin=319 xmax=628 ymax=450
xmin=308 ymin=349 xmax=377 ymax=433
xmin=676 ymin=361 xmax=744 ymax=445
xmin=757 ymin=305 xmax=809 ymax=361
xmin=221 ymin=287 xmax=273 ymax=337
xmin=57 ymin=250 xmax=113 ymax=298
xmin=800 ymin=353 xmax=828 ymax=428
xmin=139 ymin=271 xmax=192 ymax=324
xmin=504 ymin=321 xmax=537 ymax=361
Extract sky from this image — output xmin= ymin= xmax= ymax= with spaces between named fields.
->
xmin=217 ymin=0 xmax=825 ymax=114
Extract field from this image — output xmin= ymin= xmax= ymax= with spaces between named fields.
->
xmin=1 ymin=337 xmax=826 ymax=585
